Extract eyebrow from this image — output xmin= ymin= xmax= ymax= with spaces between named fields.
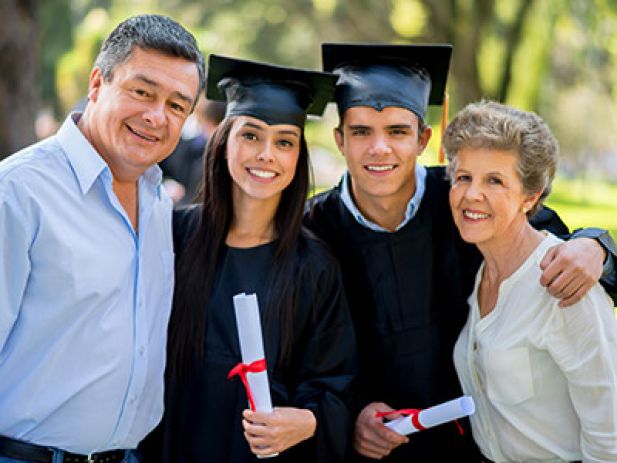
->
xmin=132 ymin=74 xmax=194 ymax=106
xmin=243 ymin=122 xmax=300 ymax=138
xmin=386 ymin=124 xmax=414 ymax=130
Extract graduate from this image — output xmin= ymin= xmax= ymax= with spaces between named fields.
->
xmin=143 ymin=55 xmax=357 ymax=462
xmin=304 ymin=44 xmax=617 ymax=461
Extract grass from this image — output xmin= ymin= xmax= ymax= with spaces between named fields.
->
xmin=545 ymin=177 xmax=617 ymax=240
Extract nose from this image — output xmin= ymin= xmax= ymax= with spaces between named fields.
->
xmin=369 ymin=135 xmax=392 ymax=156
xmin=256 ymin=139 xmax=275 ymax=162
xmin=464 ymin=180 xmax=484 ymax=201
xmin=143 ymin=102 xmax=166 ymax=128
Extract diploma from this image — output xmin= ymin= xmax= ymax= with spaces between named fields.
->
xmin=383 ymin=396 xmax=475 ymax=436
xmin=229 ymin=293 xmax=278 ymax=458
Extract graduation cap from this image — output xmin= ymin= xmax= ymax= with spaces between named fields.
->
xmin=322 ymin=43 xmax=452 ymax=161
xmin=206 ymin=54 xmax=337 ymax=128
xmin=322 ymin=43 xmax=451 ymax=119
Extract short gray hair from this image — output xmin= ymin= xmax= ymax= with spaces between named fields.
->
xmin=94 ymin=14 xmax=205 ymax=99
xmin=442 ymin=100 xmax=558 ymax=216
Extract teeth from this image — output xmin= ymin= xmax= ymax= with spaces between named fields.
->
xmin=128 ymin=126 xmax=157 ymax=141
xmin=464 ymin=210 xmax=490 ymax=220
xmin=366 ymin=165 xmax=394 ymax=172
xmin=249 ymin=168 xmax=276 ymax=179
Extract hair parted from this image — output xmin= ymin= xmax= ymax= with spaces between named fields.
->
xmin=94 ymin=14 xmax=205 ymax=96
xmin=442 ymin=100 xmax=559 ymax=216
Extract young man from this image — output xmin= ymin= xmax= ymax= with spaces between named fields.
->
xmin=305 ymin=43 xmax=617 ymax=461
xmin=0 ymin=14 xmax=204 ymax=463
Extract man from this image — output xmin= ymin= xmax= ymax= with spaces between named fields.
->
xmin=304 ymin=43 xmax=617 ymax=461
xmin=0 ymin=14 xmax=204 ymax=463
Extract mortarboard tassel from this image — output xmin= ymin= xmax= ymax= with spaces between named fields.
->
xmin=438 ymin=91 xmax=449 ymax=164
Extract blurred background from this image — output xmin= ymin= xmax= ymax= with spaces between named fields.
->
xmin=1 ymin=0 xmax=615 ymax=236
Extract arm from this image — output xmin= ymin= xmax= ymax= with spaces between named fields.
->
xmin=0 ymin=188 xmax=31 ymax=351
xmin=546 ymin=287 xmax=617 ymax=461
xmin=530 ymin=206 xmax=617 ymax=306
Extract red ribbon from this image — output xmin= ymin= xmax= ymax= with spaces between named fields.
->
xmin=375 ymin=408 xmax=464 ymax=435
xmin=375 ymin=408 xmax=425 ymax=431
xmin=227 ymin=358 xmax=267 ymax=411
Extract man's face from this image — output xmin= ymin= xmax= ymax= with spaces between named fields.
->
xmin=84 ymin=47 xmax=200 ymax=181
xmin=335 ymin=106 xmax=431 ymax=207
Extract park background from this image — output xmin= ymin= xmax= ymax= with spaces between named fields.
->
xmin=1 ymin=0 xmax=616 ymax=238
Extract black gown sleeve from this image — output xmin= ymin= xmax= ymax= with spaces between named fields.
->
xmin=530 ymin=205 xmax=617 ymax=303
xmin=281 ymin=245 xmax=357 ymax=463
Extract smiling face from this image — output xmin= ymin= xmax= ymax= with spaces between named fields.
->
xmin=81 ymin=46 xmax=200 ymax=182
xmin=226 ymin=116 xmax=301 ymax=206
xmin=335 ymin=106 xmax=431 ymax=209
xmin=449 ymin=147 xmax=540 ymax=249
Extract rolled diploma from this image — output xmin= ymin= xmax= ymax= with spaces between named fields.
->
xmin=233 ymin=292 xmax=274 ymax=412
xmin=385 ymin=396 xmax=475 ymax=435
xmin=233 ymin=293 xmax=278 ymax=458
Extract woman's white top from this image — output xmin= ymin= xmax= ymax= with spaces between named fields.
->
xmin=454 ymin=232 xmax=617 ymax=462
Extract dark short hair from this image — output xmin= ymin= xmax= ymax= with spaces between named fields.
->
xmin=94 ymin=14 xmax=205 ymax=98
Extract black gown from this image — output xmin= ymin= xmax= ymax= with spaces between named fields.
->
xmin=142 ymin=207 xmax=357 ymax=463
xmin=303 ymin=166 xmax=615 ymax=462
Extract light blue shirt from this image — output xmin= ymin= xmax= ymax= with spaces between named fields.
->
xmin=0 ymin=114 xmax=174 ymax=454
xmin=340 ymin=163 xmax=427 ymax=232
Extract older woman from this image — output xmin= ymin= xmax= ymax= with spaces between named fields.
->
xmin=444 ymin=101 xmax=617 ymax=462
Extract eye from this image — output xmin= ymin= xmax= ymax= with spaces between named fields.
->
xmin=133 ymin=88 xmax=150 ymax=98
xmin=276 ymin=138 xmax=295 ymax=149
xmin=351 ymin=127 xmax=369 ymax=136
xmin=241 ymin=131 xmax=258 ymax=141
xmin=169 ymin=101 xmax=187 ymax=114
xmin=455 ymin=174 xmax=471 ymax=183
xmin=390 ymin=128 xmax=409 ymax=136
xmin=488 ymin=176 xmax=503 ymax=185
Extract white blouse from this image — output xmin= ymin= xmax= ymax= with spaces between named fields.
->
xmin=454 ymin=233 xmax=617 ymax=462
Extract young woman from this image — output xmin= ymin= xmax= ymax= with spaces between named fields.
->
xmin=444 ymin=101 xmax=617 ymax=462
xmin=142 ymin=55 xmax=356 ymax=463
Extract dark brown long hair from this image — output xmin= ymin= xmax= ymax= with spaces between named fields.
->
xmin=168 ymin=116 xmax=311 ymax=377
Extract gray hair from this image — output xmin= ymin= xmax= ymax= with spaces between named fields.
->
xmin=442 ymin=100 xmax=558 ymax=216
xmin=94 ymin=14 xmax=205 ymax=100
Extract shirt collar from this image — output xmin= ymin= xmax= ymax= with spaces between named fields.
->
xmin=340 ymin=163 xmax=427 ymax=233
xmin=57 ymin=113 xmax=163 ymax=197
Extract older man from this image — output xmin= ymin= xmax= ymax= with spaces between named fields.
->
xmin=0 ymin=14 xmax=203 ymax=463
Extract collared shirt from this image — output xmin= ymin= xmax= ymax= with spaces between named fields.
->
xmin=0 ymin=114 xmax=174 ymax=454
xmin=339 ymin=163 xmax=427 ymax=232
xmin=454 ymin=233 xmax=617 ymax=462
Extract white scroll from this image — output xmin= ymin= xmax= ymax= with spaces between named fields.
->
xmin=385 ymin=396 xmax=475 ymax=435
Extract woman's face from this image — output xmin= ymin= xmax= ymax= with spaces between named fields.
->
xmin=449 ymin=147 xmax=539 ymax=248
xmin=226 ymin=116 xmax=302 ymax=204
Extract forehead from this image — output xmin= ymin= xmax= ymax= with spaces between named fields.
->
xmin=232 ymin=115 xmax=302 ymax=135
xmin=343 ymin=106 xmax=419 ymax=127
xmin=112 ymin=47 xmax=200 ymax=96
xmin=456 ymin=147 xmax=519 ymax=172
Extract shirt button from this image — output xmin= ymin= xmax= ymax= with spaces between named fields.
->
xmin=138 ymin=346 xmax=145 ymax=355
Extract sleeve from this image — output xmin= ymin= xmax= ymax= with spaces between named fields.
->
xmin=0 ymin=186 xmax=32 ymax=352
xmin=545 ymin=286 xmax=617 ymax=461
xmin=289 ymin=254 xmax=358 ymax=463
xmin=530 ymin=206 xmax=617 ymax=303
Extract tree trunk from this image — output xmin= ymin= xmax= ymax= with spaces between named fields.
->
xmin=0 ymin=0 xmax=39 ymax=160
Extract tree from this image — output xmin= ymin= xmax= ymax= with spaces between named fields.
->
xmin=0 ymin=0 xmax=39 ymax=159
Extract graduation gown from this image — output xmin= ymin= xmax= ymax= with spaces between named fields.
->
xmin=303 ymin=166 xmax=577 ymax=462
xmin=143 ymin=207 xmax=357 ymax=463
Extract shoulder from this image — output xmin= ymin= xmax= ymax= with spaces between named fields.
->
xmin=0 ymin=138 xmax=65 ymax=186
xmin=172 ymin=205 xmax=201 ymax=253
xmin=305 ymin=186 xmax=343 ymax=217
xmin=297 ymin=229 xmax=341 ymax=276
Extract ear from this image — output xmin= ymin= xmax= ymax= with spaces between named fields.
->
xmin=523 ymin=191 xmax=542 ymax=213
xmin=417 ymin=126 xmax=432 ymax=154
xmin=88 ymin=67 xmax=104 ymax=103
xmin=333 ymin=127 xmax=345 ymax=154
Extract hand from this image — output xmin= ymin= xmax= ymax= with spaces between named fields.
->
xmin=540 ymin=238 xmax=605 ymax=307
xmin=353 ymin=402 xmax=408 ymax=459
xmin=242 ymin=407 xmax=316 ymax=456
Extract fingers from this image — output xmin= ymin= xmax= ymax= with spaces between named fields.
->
xmin=353 ymin=403 xmax=408 ymax=459
xmin=558 ymin=283 xmax=588 ymax=308
xmin=539 ymin=245 xmax=559 ymax=286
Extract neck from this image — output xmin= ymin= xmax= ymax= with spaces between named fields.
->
xmin=479 ymin=220 xmax=545 ymax=285
xmin=350 ymin=176 xmax=416 ymax=232
xmin=226 ymin=192 xmax=279 ymax=248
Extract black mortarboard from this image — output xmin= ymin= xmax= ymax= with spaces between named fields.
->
xmin=206 ymin=54 xmax=337 ymax=128
xmin=322 ymin=43 xmax=452 ymax=120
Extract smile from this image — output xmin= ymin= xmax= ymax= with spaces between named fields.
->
xmin=463 ymin=210 xmax=490 ymax=220
xmin=365 ymin=164 xmax=395 ymax=172
xmin=127 ymin=124 xmax=159 ymax=142
xmin=247 ymin=168 xmax=277 ymax=179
